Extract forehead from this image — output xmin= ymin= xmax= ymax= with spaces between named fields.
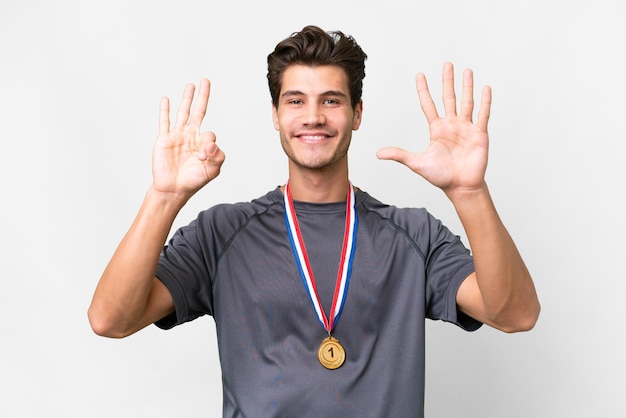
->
xmin=280 ymin=64 xmax=350 ymax=96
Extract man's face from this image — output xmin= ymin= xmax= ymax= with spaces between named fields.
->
xmin=272 ymin=64 xmax=362 ymax=172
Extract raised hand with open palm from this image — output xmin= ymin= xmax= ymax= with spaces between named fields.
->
xmin=377 ymin=62 xmax=491 ymax=202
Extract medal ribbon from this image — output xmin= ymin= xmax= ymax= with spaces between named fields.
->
xmin=283 ymin=182 xmax=358 ymax=334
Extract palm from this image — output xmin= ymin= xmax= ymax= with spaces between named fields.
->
xmin=153 ymin=126 xmax=218 ymax=193
xmin=378 ymin=63 xmax=491 ymax=196
xmin=416 ymin=113 xmax=488 ymax=190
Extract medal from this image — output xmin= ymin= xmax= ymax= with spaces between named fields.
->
xmin=284 ymin=182 xmax=358 ymax=370
xmin=318 ymin=336 xmax=345 ymax=370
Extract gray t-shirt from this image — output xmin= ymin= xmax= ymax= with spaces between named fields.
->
xmin=156 ymin=187 xmax=480 ymax=418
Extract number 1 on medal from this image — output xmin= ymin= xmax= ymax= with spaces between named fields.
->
xmin=318 ymin=336 xmax=345 ymax=369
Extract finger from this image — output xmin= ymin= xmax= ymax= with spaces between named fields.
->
xmin=195 ymin=139 xmax=225 ymax=183
xmin=174 ymin=83 xmax=196 ymax=128
xmin=158 ymin=97 xmax=170 ymax=134
xmin=416 ymin=73 xmax=439 ymax=124
xmin=442 ymin=62 xmax=457 ymax=116
xmin=376 ymin=146 xmax=419 ymax=165
xmin=460 ymin=68 xmax=474 ymax=121
xmin=197 ymin=132 xmax=217 ymax=161
xmin=188 ymin=79 xmax=211 ymax=129
xmin=205 ymin=142 xmax=226 ymax=166
xmin=476 ymin=85 xmax=492 ymax=131
xmin=376 ymin=146 xmax=407 ymax=162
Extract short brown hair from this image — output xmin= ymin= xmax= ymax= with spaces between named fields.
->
xmin=267 ymin=25 xmax=367 ymax=109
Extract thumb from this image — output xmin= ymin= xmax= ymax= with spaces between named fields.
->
xmin=376 ymin=147 xmax=425 ymax=174
xmin=377 ymin=146 xmax=412 ymax=164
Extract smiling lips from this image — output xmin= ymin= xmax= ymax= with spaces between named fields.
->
xmin=295 ymin=131 xmax=334 ymax=142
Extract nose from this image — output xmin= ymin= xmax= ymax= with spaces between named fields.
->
xmin=302 ymin=103 xmax=326 ymax=126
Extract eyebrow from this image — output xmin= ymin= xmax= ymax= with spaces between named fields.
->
xmin=281 ymin=90 xmax=349 ymax=99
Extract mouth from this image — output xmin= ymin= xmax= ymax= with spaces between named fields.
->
xmin=295 ymin=132 xmax=334 ymax=143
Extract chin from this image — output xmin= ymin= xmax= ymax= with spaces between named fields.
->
xmin=292 ymin=154 xmax=348 ymax=171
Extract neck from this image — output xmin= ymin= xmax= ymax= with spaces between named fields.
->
xmin=283 ymin=163 xmax=350 ymax=203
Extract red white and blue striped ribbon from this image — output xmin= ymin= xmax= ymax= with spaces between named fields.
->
xmin=283 ymin=182 xmax=358 ymax=334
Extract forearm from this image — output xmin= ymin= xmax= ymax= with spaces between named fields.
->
xmin=450 ymin=184 xmax=540 ymax=332
xmin=88 ymin=187 xmax=187 ymax=337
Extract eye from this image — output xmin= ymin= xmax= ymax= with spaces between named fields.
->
xmin=323 ymin=99 xmax=340 ymax=105
xmin=288 ymin=99 xmax=303 ymax=105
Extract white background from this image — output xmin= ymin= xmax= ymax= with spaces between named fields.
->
xmin=1 ymin=1 xmax=625 ymax=417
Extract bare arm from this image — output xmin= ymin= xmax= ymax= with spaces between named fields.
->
xmin=88 ymin=79 xmax=225 ymax=338
xmin=377 ymin=63 xmax=539 ymax=332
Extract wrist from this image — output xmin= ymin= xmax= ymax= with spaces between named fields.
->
xmin=145 ymin=185 xmax=191 ymax=214
xmin=445 ymin=182 xmax=490 ymax=206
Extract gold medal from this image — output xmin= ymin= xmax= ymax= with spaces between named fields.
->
xmin=318 ymin=336 xmax=345 ymax=370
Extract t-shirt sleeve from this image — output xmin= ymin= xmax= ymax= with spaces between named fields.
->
xmin=423 ymin=214 xmax=482 ymax=331
xmin=154 ymin=218 xmax=215 ymax=330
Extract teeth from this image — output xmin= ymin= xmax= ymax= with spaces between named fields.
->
xmin=300 ymin=135 xmax=326 ymax=140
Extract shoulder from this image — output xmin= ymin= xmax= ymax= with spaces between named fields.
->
xmin=192 ymin=188 xmax=283 ymax=237
xmin=198 ymin=188 xmax=283 ymax=225
xmin=357 ymin=189 xmax=436 ymax=229
xmin=356 ymin=189 xmax=462 ymax=254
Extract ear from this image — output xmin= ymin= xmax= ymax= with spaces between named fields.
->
xmin=352 ymin=100 xmax=363 ymax=130
xmin=271 ymin=102 xmax=280 ymax=131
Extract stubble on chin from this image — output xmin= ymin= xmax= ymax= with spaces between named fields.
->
xmin=280 ymin=139 xmax=350 ymax=171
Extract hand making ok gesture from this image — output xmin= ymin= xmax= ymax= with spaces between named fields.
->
xmin=377 ymin=62 xmax=492 ymax=201
xmin=152 ymin=79 xmax=225 ymax=200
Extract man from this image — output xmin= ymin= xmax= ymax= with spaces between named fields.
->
xmin=89 ymin=25 xmax=540 ymax=417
